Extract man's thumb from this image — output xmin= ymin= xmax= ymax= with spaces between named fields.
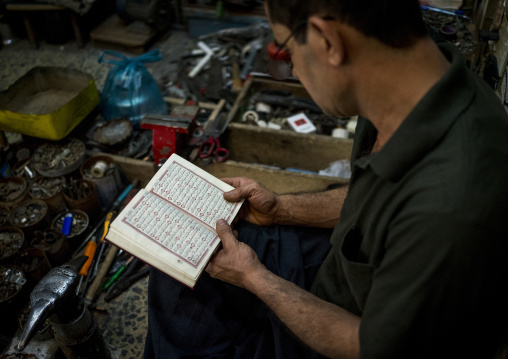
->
xmin=224 ymin=188 xmax=245 ymax=202
xmin=216 ymin=220 xmax=235 ymax=248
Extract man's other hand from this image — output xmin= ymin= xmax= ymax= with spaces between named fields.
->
xmin=221 ymin=177 xmax=280 ymax=226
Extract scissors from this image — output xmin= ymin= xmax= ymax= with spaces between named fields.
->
xmin=198 ymin=136 xmax=229 ymax=162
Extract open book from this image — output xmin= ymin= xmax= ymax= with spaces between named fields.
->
xmin=107 ymin=154 xmax=244 ymax=288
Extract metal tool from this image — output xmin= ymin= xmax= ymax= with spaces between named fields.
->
xmin=72 ymin=181 xmax=137 ymax=257
xmin=141 ymin=106 xmax=199 ymax=165
xmin=198 ymin=136 xmax=229 ymax=163
xmin=83 ymin=186 xmax=137 ymax=304
xmin=188 ymin=41 xmax=214 ymax=78
xmin=104 ymin=265 xmax=150 ymax=302
xmin=16 ymin=256 xmax=111 ymax=358
xmin=0 ymin=228 xmax=24 ymax=262
xmin=420 ymin=5 xmax=472 ymax=21
xmin=91 ymin=211 xmax=117 ymax=278
xmin=240 ymin=37 xmax=263 ymax=80
xmin=251 ymin=91 xmax=323 ymax=113
xmin=103 ymin=256 xmax=135 ymax=290
xmin=76 ymin=236 xmax=98 ymax=296
xmin=197 ymin=111 xmax=231 ymax=164
xmin=0 ymin=265 xmax=26 ymax=303
xmin=85 ymin=245 xmax=119 ymax=304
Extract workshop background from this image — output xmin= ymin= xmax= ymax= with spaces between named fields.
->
xmin=0 ymin=0 xmax=508 ymax=358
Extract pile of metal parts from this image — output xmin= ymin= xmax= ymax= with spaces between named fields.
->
xmin=28 ymin=177 xmax=65 ymax=201
xmin=239 ymin=89 xmax=351 ymax=136
xmin=0 ymin=230 xmax=24 ymax=261
xmin=31 ymin=138 xmax=86 ymax=177
xmin=9 ymin=200 xmax=48 ymax=229
xmin=63 ymin=178 xmax=95 ymax=201
xmin=0 ymin=135 xmax=138 ymax=348
xmin=170 ymin=22 xmax=272 ymax=103
xmin=421 ymin=6 xmax=477 ymax=55
xmin=0 ymin=266 xmax=26 ymax=304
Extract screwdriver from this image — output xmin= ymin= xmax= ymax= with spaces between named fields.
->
xmin=92 ymin=211 xmax=117 ymax=278
xmin=76 ymin=236 xmax=98 ymax=296
xmin=103 ymin=256 xmax=135 ymax=290
xmin=105 ymin=266 xmax=150 ymax=302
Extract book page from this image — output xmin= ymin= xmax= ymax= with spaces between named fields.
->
xmin=146 ymin=154 xmax=242 ymax=231
xmin=117 ymin=190 xmax=219 ymax=269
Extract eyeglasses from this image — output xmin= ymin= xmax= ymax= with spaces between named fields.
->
xmin=267 ymin=21 xmax=308 ymax=80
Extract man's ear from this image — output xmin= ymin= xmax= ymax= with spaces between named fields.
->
xmin=307 ymin=16 xmax=345 ymax=67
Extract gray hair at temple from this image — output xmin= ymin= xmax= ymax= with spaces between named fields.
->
xmin=265 ymin=0 xmax=429 ymax=48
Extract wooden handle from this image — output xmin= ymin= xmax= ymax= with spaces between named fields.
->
xmin=85 ymin=245 xmax=119 ymax=302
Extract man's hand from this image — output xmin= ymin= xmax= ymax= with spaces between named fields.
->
xmin=206 ymin=219 xmax=266 ymax=288
xmin=222 ymin=177 xmax=280 ymax=226
xmin=207 ymin=221 xmax=361 ymax=359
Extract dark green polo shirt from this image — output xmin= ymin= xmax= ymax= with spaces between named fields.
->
xmin=311 ymin=45 xmax=508 ymax=358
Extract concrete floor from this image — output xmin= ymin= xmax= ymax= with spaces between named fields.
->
xmin=0 ymin=30 xmax=194 ymax=92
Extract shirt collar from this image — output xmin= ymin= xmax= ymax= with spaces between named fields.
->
xmin=361 ymin=44 xmax=476 ymax=182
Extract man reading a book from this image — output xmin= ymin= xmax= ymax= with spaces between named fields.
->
xmin=144 ymin=0 xmax=508 ymax=358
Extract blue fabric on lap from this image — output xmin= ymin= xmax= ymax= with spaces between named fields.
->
xmin=144 ymin=221 xmax=332 ymax=359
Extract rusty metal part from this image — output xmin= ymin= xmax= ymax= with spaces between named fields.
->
xmin=12 ymin=158 xmax=36 ymax=182
xmin=29 ymin=176 xmax=65 ymax=200
xmin=0 ymin=227 xmax=24 ymax=262
xmin=0 ymin=204 xmax=10 ymax=227
xmin=31 ymin=138 xmax=86 ymax=177
xmin=90 ymin=118 xmax=133 ymax=146
xmin=15 ymin=247 xmax=52 ymax=282
xmin=63 ymin=178 xmax=94 ymax=200
xmin=16 ymin=148 xmax=31 ymax=163
xmin=29 ymin=176 xmax=66 ymax=215
xmin=9 ymin=199 xmax=48 ymax=229
xmin=63 ymin=179 xmax=100 ymax=220
xmin=0 ymin=265 xmax=26 ymax=303
xmin=0 ymin=353 xmax=38 ymax=359
xmin=0 ymin=177 xmax=27 ymax=205
xmin=31 ymin=229 xmax=71 ymax=267
xmin=31 ymin=229 xmax=60 ymax=250
xmin=17 ymin=253 xmax=42 ymax=273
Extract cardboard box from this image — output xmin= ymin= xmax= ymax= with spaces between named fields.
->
xmin=0 ymin=67 xmax=100 ymax=140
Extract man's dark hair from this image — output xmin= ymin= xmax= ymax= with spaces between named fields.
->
xmin=266 ymin=0 xmax=428 ymax=48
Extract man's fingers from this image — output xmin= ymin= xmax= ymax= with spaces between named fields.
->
xmin=224 ymin=181 xmax=258 ymax=202
xmin=221 ymin=177 xmax=248 ymax=187
xmin=221 ymin=177 xmax=256 ymax=202
xmin=216 ymin=220 xmax=236 ymax=249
